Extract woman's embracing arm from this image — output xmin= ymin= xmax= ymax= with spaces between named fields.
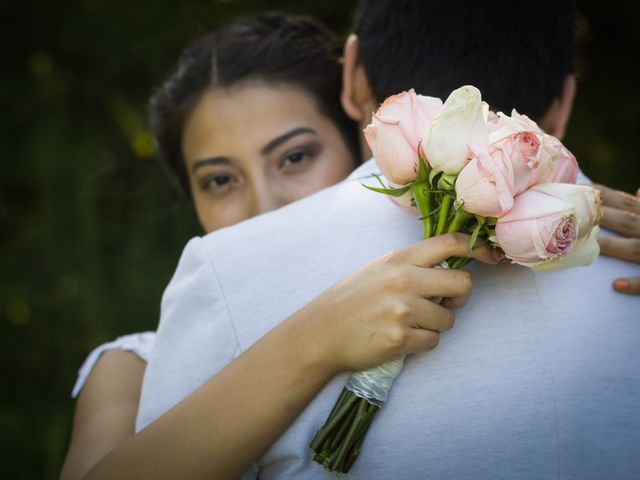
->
xmin=60 ymin=350 xmax=146 ymax=480
xmin=77 ymin=234 xmax=497 ymax=480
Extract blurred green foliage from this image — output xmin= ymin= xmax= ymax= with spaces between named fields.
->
xmin=0 ymin=1 xmax=638 ymax=478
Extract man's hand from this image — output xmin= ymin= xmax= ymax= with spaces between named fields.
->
xmin=593 ymin=183 xmax=640 ymax=295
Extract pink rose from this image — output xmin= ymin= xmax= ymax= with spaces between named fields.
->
xmin=455 ymin=131 xmax=550 ymax=217
xmin=495 ymin=183 xmax=601 ymax=271
xmin=544 ymin=136 xmax=579 ymax=184
xmin=488 ymin=109 xmax=578 ymax=184
xmin=365 ymin=89 xmax=443 ymax=185
xmin=487 ymin=110 xmax=543 ymax=143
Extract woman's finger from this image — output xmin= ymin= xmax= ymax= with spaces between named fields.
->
xmin=404 ymin=265 xmax=473 ymax=299
xmin=592 ymin=183 xmax=640 ymax=215
xmin=440 ymin=293 xmax=471 ymax=309
xmin=601 ymin=206 xmax=640 ymax=238
xmin=408 ymin=297 xmax=455 ymax=333
xmin=613 ymin=277 xmax=640 ymax=295
xmin=404 ymin=328 xmax=441 ymax=355
xmin=598 ymin=235 xmax=640 ymax=264
xmin=394 ymin=233 xmax=499 ymax=268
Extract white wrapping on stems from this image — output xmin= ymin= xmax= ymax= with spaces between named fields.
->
xmin=345 ymin=357 xmax=405 ymax=406
xmin=344 ymin=262 xmax=448 ymax=407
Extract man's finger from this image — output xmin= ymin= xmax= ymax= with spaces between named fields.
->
xmin=598 ymin=236 xmax=640 ymax=264
xmin=593 ymin=183 xmax=640 ymax=215
xmin=613 ymin=277 xmax=640 ymax=296
xmin=396 ymin=233 xmax=499 ymax=267
xmin=601 ymin=206 xmax=640 ymax=238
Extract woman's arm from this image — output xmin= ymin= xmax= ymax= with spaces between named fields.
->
xmin=60 ymin=351 xmax=146 ymax=480
xmin=80 ymin=234 xmax=496 ymax=480
xmin=593 ymin=183 xmax=640 ymax=294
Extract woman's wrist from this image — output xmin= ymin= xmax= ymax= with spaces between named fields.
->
xmin=280 ymin=304 xmax=344 ymax=383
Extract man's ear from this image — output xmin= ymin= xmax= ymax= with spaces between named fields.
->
xmin=341 ymin=35 xmax=375 ymax=123
xmin=540 ymin=74 xmax=576 ymax=140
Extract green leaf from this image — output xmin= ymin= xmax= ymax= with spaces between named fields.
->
xmin=468 ymin=221 xmax=483 ymax=252
xmin=428 ymin=168 xmax=440 ymax=187
xmin=371 ymin=173 xmax=387 ymax=189
xmin=416 ymin=147 xmax=430 ymax=182
xmin=362 ymin=183 xmax=412 ymax=197
xmin=438 ymin=173 xmax=457 ymax=191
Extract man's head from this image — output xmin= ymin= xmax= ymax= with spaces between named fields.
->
xmin=342 ymin=0 xmax=576 ymax=140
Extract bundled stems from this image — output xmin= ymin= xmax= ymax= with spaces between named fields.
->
xmin=310 ymin=387 xmax=379 ymax=472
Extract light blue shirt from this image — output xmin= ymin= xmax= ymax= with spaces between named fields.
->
xmin=138 ymin=160 xmax=640 ymax=479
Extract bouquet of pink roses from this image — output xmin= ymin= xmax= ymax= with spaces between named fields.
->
xmin=309 ymin=86 xmax=602 ymax=473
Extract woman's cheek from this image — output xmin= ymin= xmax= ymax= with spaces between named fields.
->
xmin=195 ymin=194 xmax=243 ymax=233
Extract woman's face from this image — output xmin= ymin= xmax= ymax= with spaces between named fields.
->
xmin=182 ymin=83 xmax=355 ymax=233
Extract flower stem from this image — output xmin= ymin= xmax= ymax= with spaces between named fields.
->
xmin=309 ymin=391 xmax=358 ymax=452
xmin=343 ymin=405 xmax=377 ymax=472
xmin=310 ymin=390 xmax=380 ymax=473
xmin=328 ymin=400 xmax=358 ymax=451
xmin=329 ymin=397 xmax=368 ymax=471
xmin=412 ymin=181 xmax=433 ymax=239
xmin=447 ymin=210 xmax=471 ymax=233
xmin=435 ymin=195 xmax=453 ymax=236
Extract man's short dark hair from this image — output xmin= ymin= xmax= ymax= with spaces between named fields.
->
xmin=354 ymin=0 xmax=575 ymax=120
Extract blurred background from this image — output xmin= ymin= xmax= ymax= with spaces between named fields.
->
xmin=1 ymin=1 xmax=638 ymax=477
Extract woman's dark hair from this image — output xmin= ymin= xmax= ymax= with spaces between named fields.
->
xmin=150 ymin=12 xmax=361 ymax=196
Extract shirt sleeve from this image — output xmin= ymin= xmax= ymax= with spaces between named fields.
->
xmin=135 ymin=237 xmax=240 ymax=432
xmin=71 ymin=331 xmax=156 ymax=398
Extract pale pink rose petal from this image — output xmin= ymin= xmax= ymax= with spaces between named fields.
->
xmin=529 ymin=183 xmax=602 ymax=239
xmin=372 ymin=89 xmax=442 ymax=151
xmin=456 ymin=145 xmax=514 ymax=217
xmin=365 ymin=90 xmax=443 ymax=185
xmin=532 ymin=226 xmax=600 ymax=272
xmin=365 ymin=121 xmax=419 ymax=185
xmin=496 ymin=189 xmax=577 ymax=263
xmin=488 ymin=109 xmax=543 ymax=143
xmin=545 ymin=137 xmax=579 ymax=184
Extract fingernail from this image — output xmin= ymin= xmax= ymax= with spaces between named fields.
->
xmin=491 ymin=249 xmax=505 ymax=263
xmin=613 ymin=279 xmax=630 ymax=291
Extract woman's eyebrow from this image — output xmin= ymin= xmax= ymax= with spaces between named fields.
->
xmin=260 ymin=127 xmax=316 ymax=155
xmin=191 ymin=156 xmax=231 ymax=173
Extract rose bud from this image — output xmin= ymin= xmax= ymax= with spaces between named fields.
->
xmin=365 ymin=89 xmax=442 ymax=185
xmin=422 ymin=85 xmax=489 ymax=175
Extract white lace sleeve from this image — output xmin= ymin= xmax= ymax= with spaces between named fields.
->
xmin=71 ymin=331 xmax=156 ymax=398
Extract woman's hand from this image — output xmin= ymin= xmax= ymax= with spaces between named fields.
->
xmin=593 ymin=184 xmax=640 ymax=295
xmin=292 ymin=233 xmax=499 ymax=375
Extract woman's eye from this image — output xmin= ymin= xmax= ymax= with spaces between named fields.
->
xmin=202 ymin=174 xmax=237 ymax=194
xmin=281 ymin=150 xmax=310 ymax=170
